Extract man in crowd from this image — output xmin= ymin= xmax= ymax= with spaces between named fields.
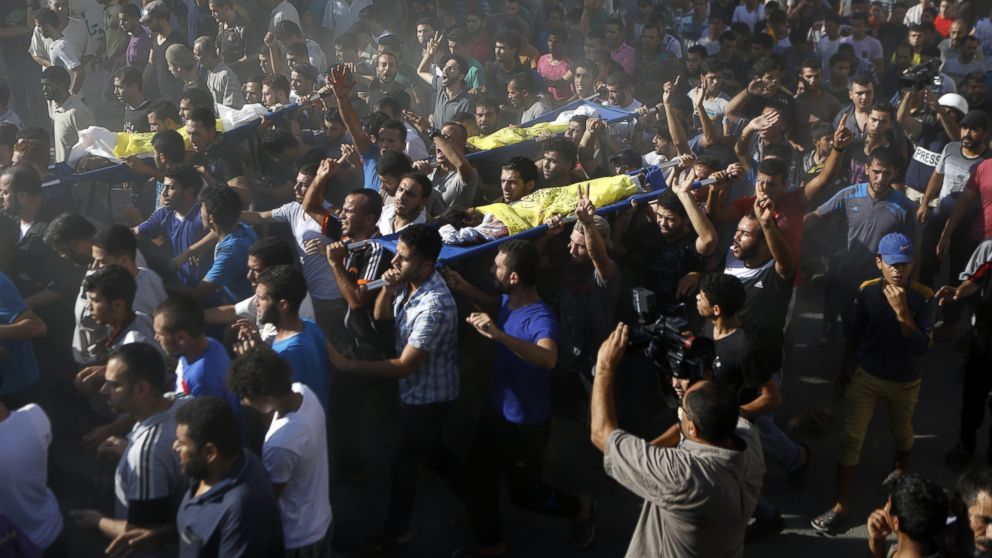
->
xmin=41 ymin=65 xmax=93 ymax=163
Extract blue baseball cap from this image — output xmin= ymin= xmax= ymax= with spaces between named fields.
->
xmin=878 ymin=232 xmax=913 ymax=265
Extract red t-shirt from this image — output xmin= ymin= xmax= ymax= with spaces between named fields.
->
xmin=965 ymin=158 xmax=992 ymax=241
xmin=732 ymin=188 xmax=807 ymax=276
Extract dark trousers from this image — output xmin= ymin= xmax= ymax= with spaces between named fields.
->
xmin=919 ymin=201 xmax=978 ymax=325
xmin=823 ymin=255 xmax=864 ymax=331
xmin=959 ymin=329 xmax=992 ymax=452
xmin=328 ymin=370 xmax=397 ymax=476
xmin=385 ymin=401 xmax=453 ymax=537
xmin=465 ymin=404 xmax=581 ymax=546
xmin=312 ymin=297 xmax=351 ymax=351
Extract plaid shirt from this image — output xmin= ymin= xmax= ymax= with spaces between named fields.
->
xmin=393 ymin=271 xmax=459 ymax=405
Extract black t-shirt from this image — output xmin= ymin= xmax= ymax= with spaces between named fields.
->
xmin=342 ymin=238 xmax=394 ymax=359
xmin=624 ymin=217 xmax=703 ymax=305
xmin=843 ymin=139 xmax=907 ymax=186
xmin=190 ymin=133 xmax=244 ymax=184
xmin=145 ymin=32 xmax=185 ymax=103
xmin=725 ymin=257 xmax=794 ymax=367
xmin=123 ymin=99 xmax=151 ymax=133
xmin=705 ymin=324 xmax=773 ymax=406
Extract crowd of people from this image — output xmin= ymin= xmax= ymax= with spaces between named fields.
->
xmin=1 ymin=0 xmax=992 ymax=556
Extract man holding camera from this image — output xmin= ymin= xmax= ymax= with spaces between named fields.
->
xmin=591 ymin=322 xmax=765 ymax=557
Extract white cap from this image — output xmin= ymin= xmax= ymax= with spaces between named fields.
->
xmin=938 ymin=93 xmax=969 ymax=116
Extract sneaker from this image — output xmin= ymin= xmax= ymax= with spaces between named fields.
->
xmin=811 ymin=509 xmax=847 ymax=535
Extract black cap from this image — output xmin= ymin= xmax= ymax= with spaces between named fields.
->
xmin=961 ymin=110 xmax=991 ymax=130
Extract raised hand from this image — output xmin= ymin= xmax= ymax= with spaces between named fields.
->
xmin=314 ymin=158 xmax=336 ymax=184
xmin=575 ymin=183 xmax=595 ymax=223
xmin=442 ymin=267 xmax=469 ymax=292
xmin=426 ymin=31 xmax=443 ymax=58
xmin=833 ymin=112 xmax=853 ymax=150
xmin=596 ymin=322 xmax=629 ymax=374
xmin=754 ymin=195 xmax=776 ymax=224
xmin=327 ymin=64 xmax=354 ymax=99
xmin=544 ymin=214 xmax=565 ymax=236
xmin=883 ymin=284 xmax=909 ymax=315
xmin=263 ymin=32 xmax=276 ymax=48
xmin=402 ymin=109 xmax=431 ymax=134
xmin=338 ymin=143 xmax=361 ymax=167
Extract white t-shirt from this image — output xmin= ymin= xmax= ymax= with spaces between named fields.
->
xmin=263 ymin=383 xmax=332 ymax=549
xmin=731 ymin=4 xmax=765 ymax=31
xmin=270 ymin=201 xmax=342 ymax=301
xmin=0 ymin=404 xmax=63 ymax=549
xmin=135 ymin=267 xmax=168 ymax=317
xmin=377 ymin=204 xmax=427 ymax=235
xmin=47 ymin=37 xmax=83 ymax=71
xmin=235 ymin=292 xmax=316 ymax=343
xmin=29 ymin=17 xmax=91 ymax=62
xmin=817 ymin=36 xmax=843 ymax=78
xmin=643 ymin=151 xmax=669 ymax=167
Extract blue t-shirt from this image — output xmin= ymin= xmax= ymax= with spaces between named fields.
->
xmin=136 ymin=202 xmax=210 ymax=287
xmin=178 ymin=337 xmax=239 ymax=410
xmin=271 ymin=320 xmax=332 ymax=411
xmin=0 ymin=272 xmax=38 ymax=395
xmin=205 ymin=224 xmax=258 ymax=305
xmin=362 ymin=148 xmax=381 ymax=192
xmin=492 ymin=295 xmax=559 ymax=425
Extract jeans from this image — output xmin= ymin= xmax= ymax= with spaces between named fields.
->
xmin=754 ymin=413 xmax=804 ymax=473
xmin=465 ymin=404 xmax=581 ymax=546
xmin=385 ymin=401 xmax=453 ymax=537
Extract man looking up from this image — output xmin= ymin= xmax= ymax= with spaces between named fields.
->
xmin=416 ymin=35 xmax=473 ymax=128
xmin=811 ymin=233 xmax=935 ymax=534
xmin=226 ymin=349 xmax=333 ymax=556
xmin=324 ymin=224 xmax=458 ymax=551
xmin=591 ymin=325 xmax=765 ymax=557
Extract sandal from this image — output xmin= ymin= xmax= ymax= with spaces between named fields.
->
xmin=811 ymin=509 xmax=847 ymax=534
xmin=946 ymin=443 xmax=973 ymax=471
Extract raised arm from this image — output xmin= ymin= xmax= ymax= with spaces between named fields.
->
xmin=756 ymin=196 xmax=796 ymax=280
xmin=303 ymin=158 xmax=336 ymax=224
xmin=673 ymin=172 xmax=719 ymax=257
xmin=590 ymin=323 xmax=627 ymax=452
xmin=467 ymin=312 xmax=558 ymax=369
xmin=693 ymin=86 xmax=717 ymax=148
xmin=326 ymin=65 xmax=373 ymax=154
xmin=803 ymin=113 xmax=853 ymax=203
xmin=442 ymin=267 xmax=499 ymax=314
xmin=416 ymin=31 xmax=443 ymax=86
xmin=434 ymin=135 xmax=476 ymax=184
xmin=896 ymin=89 xmax=922 ymax=140
xmin=663 ymin=77 xmax=691 ymax=154
xmin=575 ymin=184 xmax=616 ymax=282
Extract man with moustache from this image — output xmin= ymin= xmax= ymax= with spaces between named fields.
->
xmin=812 ymin=233 xmax=935 ymax=534
xmin=69 ymin=343 xmax=186 ymax=553
xmin=950 ymin=468 xmax=992 ymax=556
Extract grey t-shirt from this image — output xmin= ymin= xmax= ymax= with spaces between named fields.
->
xmin=431 ymin=167 xmax=479 ymax=209
xmin=603 ymin=418 xmax=765 ymax=558
xmin=520 ymin=99 xmax=549 ymax=124
xmin=936 ymin=142 xmax=991 ymax=199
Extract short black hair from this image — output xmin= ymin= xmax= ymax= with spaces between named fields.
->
xmin=811 ymin=122 xmax=833 ymax=141
xmin=606 ymin=71 xmax=632 ymax=89
xmin=958 ymin=467 xmax=992 ymax=507
xmin=497 ymin=239 xmax=538 ymax=286
xmin=152 ymin=129 xmax=185 ymax=163
xmin=114 ymin=66 xmax=143 ymax=90
xmin=752 ymin=56 xmax=781 ymax=76
xmin=851 ymin=73 xmax=875 ymax=88
xmin=870 ymin=100 xmax=896 ymax=119
xmin=0 ymin=123 xmax=17 ymax=149
xmin=247 ymin=237 xmax=297 ymax=268
xmin=888 ymin=474 xmax=949 ymax=544
xmin=699 ymin=58 xmax=723 ymax=76
xmin=148 ymin=99 xmax=181 ymax=124
xmin=757 ymin=157 xmax=788 ymax=179
xmin=120 ymin=2 xmax=140 ymax=17
xmin=398 ymin=223 xmax=442 ymax=263
xmin=376 ymin=150 xmax=413 ymax=177
xmin=494 ymin=29 xmax=521 ymax=51
xmin=84 ymin=264 xmax=137 ymax=308
xmin=162 ymin=165 xmax=204 ymax=195
xmin=656 ymin=189 xmax=688 ymax=219
xmin=438 ymin=54 xmax=468 ymax=76
xmin=199 ymin=184 xmax=243 ymax=229
xmin=699 ymin=273 xmax=746 ymax=316
xmin=187 ymin=106 xmax=217 ymax=129
xmin=683 ymin=380 xmax=740 ymax=442
xmin=347 ymin=188 xmax=384 ymax=220
xmin=2 ymin=164 xmax=41 ymax=196
xmin=273 ymin=19 xmax=303 ymax=40
xmin=256 ymin=265 xmax=307 ymax=314
xmin=93 ymin=224 xmax=138 ymax=261
xmin=542 ymin=136 xmax=578 ymax=166
xmin=154 ymin=295 xmax=205 ymax=337
xmin=502 ymin=156 xmax=539 ymax=184
xmin=869 ymin=146 xmax=900 ymax=171
xmin=180 ymin=88 xmax=215 ymax=112
xmin=401 ymin=172 xmax=433 ymax=199
xmin=291 ymin=63 xmax=318 ymax=83
xmin=227 ymin=347 xmax=293 ymax=400
xmin=43 ymin=213 xmax=96 ymax=249
xmin=108 ymin=342 xmax=167 ymax=393
xmin=176 ymin=396 xmax=241 ymax=457
xmin=379 ymin=118 xmax=408 ymax=143
xmin=33 ymin=7 xmax=58 ymax=28
xmin=41 ymin=66 xmax=71 ymax=90
xmin=261 ymin=129 xmax=300 ymax=156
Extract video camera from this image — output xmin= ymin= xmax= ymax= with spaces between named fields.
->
xmin=899 ymin=59 xmax=943 ymax=91
xmin=628 ymin=288 xmax=713 ymax=407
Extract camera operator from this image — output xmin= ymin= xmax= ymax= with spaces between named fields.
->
xmin=898 ymin=89 xmax=966 ymax=202
xmin=591 ymin=323 xmax=765 ymax=557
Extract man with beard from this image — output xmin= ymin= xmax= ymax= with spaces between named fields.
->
xmin=69 ymin=343 xmax=186 ymax=552
xmin=240 ymin=161 xmax=347 ymax=349
xmin=157 ymin=397 xmax=282 ymax=556
xmin=140 ymin=1 xmax=184 ymax=104
xmin=41 ymin=65 xmax=93 ymax=163
xmin=186 ymin=108 xmax=246 ymax=188
xmin=324 ymin=224 xmax=458 ymax=552
xmin=113 ymin=67 xmax=150 ymax=133
xmin=474 ymin=98 xmax=504 ymax=137
xmin=918 ymin=110 xmax=991 ymax=313
xmin=948 ymin=468 xmax=992 ymax=556
xmin=812 ymin=233 xmax=935 ymax=534
xmin=134 ymin=164 xmax=211 ymax=288
xmin=366 ymin=52 xmax=411 ymax=111
xmin=960 ymin=72 xmax=991 ymax=113
xmin=507 ymin=73 xmax=548 ymax=125
xmin=795 ymin=59 xmax=841 ymax=126
xmin=807 ymin=148 xmax=918 ymax=332
xmin=445 ymin=239 xmax=596 ymax=555
xmin=834 ymin=74 xmax=879 ymax=143
xmin=233 ymin=265 xmax=332 ymax=413
xmin=417 ymin=35 xmax=473 ymax=129
xmin=377 ymin=173 xmax=431 ymax=235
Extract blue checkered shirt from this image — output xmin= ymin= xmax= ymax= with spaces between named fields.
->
xmin=393 ymin=270 xmax=459 ymax=405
